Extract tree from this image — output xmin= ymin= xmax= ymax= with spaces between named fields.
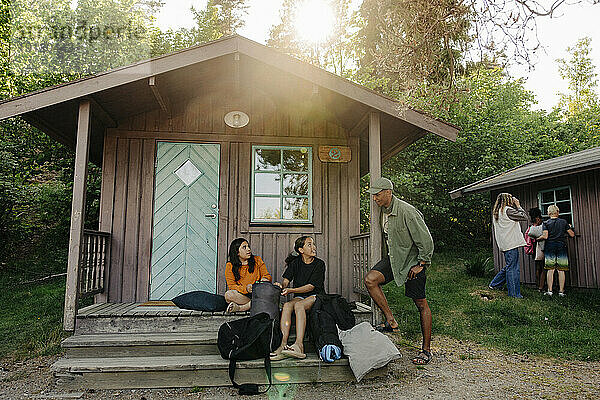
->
xmin=267 ymin=0 xmax=354 ymax=75
xmin=557 ymin=37 xmax=599 ymax=115
xmin=151 ymin=0 xmax=248 ymax=56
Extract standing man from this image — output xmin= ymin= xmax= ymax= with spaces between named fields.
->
xmin=364 ymin=177 xmax=434 ymax=365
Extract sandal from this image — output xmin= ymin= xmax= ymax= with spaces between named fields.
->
xmin=281 ymin=344 xmax=306 ymax=359
xmin=270 ymin=351 xmax=287 ymax=361
xmin=226 ymin=302 xmax=240 ymax=313
xmin=374 ymin=321 xmax=399 ymax=333
xmin=412 ymin=349 xmax=432 ymax=365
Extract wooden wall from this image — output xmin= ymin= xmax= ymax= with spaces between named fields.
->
xmin=98 ymin=89 xmax=362 ymax=302
xmin=491 ymin=169 xmax=600 ymax=289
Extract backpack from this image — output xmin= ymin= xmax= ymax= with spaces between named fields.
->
xmin=250 ymin=282 xmax=282 ymax=351
xmin=308 ymin=294 xmax=356 ymax=362
xmin=217 ymin=312 xmax=275 ymax=395
xmin=524 ymin=226 xmax=535 ymax=255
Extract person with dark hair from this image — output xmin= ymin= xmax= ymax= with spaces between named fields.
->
xmin=270 ymin=236 xmax=326 ymax=360
xmin=363 ymin=177 xmax=434 ymax=365
xmin=224 ymin=238 xmax=272 ymax=313
xmin=527 ymin=207 xmax=546 ymax=292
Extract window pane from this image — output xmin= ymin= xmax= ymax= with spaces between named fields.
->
xmin=283 ymin=148 xmax=309 ymax=172
xmin=283 ymin=174 xmax=308 ymax=196
xmin=283 ymin=198 xmax=309 ymax=220
xmin=557 ymin=201 xmax=571 ymax=214
xmin=563 ymin=215 xmax=573 ymax=226
xmin=556 ymin=188 xmax=570 ymax=201
xmin=541 ymin=191 xmax=554 ymax=203
xmin=255 ymin=149 xmax=280 ymax=171
xmin=255 ymin=173 xmax=280 ymax=195
xmin=254 ymin=197 xmax=281 ymax=220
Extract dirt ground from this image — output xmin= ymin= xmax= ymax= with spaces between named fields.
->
xmin=1 ymin=336 xmax=599 ymax=400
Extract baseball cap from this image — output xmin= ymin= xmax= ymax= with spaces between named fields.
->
xmin=367 ymin=177 xmax=393 ymax=194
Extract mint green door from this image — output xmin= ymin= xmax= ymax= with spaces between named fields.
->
xmin=150 ymin=142 xmax=220 ymax=300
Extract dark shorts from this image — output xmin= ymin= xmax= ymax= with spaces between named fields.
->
xmin=372 ymin=256 xmax=427 ymax=299
xmin=240 ymin=291 xmax=252 ymax=299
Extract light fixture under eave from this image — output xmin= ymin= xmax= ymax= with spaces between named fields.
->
xmin=224 ymin=111 xmax=249 ymax=128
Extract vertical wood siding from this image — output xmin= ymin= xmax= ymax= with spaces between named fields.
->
xmin=99 ymin=90 xmax=362 ymax=302
xmin=490 ymin=169 xmax=600 ymax=289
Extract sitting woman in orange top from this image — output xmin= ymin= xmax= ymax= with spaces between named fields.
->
xmin=225 ymin=237 xmax=272 ymax=313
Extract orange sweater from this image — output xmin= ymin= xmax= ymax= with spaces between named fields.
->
xmin=225 ymin=256 xmax=272 ymax=294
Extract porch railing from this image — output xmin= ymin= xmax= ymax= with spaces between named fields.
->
xmin=351 ymin=233 xmax=370 ymax=295
xmin=78 ymin=230 xmax=110 ymax=297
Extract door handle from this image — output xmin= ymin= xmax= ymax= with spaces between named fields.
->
xmin=204 ymin=213 xmax=217 ymax=219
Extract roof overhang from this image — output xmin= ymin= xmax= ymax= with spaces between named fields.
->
xmin=450 ymin=147 xmax=600 ymax=199
xmin=0 ymin=35 xmax=459 ymax=166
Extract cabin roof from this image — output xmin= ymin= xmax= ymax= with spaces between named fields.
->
xmin=449 ymin=146 xmax=600 ymax=199
xmin=0 ymin=35 xmax=458 ymax=167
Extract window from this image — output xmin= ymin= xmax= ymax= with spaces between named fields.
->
xmin=538 ymin=186 xmax=573 ymax=225
xmin=251 ymin=146 xmax=312 ymax=223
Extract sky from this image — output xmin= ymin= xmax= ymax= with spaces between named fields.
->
xmin=156 ymin=1 xmax=600 ymax=112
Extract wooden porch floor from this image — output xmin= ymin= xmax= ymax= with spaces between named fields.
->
xmin=77 ymin=301 xmax=372 ymax=319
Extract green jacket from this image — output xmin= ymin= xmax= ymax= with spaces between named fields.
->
xmin=382 ymin=196 xmax=434 ymax=286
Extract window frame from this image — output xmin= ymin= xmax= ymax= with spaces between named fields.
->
xmin=537 ymin=186 xmax=574 ymax=225
xmin=251 ymin=145 xmax=313 ymax=224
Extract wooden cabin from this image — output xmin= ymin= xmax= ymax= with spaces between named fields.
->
xmin=1 ymin=35 xmax=458 ymax=388
xmin=450 ymin=147 xmax=600 ymax=290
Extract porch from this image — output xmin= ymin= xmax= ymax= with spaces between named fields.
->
xmin=52 ymin=301 xmax=378 ymax=389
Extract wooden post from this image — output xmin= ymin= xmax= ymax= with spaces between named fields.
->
xmin=368 ymin=111 xmax=383 ymax=325
xmin=64 ymin=100 xmax=91 ymax=331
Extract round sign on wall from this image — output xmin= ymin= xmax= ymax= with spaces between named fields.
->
xmin=224 ymin=111 xmax=249 ymax=128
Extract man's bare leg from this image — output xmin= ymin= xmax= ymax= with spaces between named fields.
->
xmin=365 ymin=270 xmax=398 ymax=328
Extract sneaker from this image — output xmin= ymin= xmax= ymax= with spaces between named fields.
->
xmin=558 ymin=292 xmax=566 ymax=297
xmin=488 ymin=285 xmax=497 ymax=290
xmin=544 ymin=291 xmax=553 ymax=296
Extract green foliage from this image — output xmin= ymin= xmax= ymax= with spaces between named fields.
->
xmin=385 ymin=251 xmax=600 ymax=361
xmin=557 ymin=37 xmax=599 ymax=115
xmin=464 ymin=253 xmax=493 ymax=278
xmin=0 ymin=274 xmax=68 ymax=360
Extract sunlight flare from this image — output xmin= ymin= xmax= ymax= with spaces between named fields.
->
xmin=294 ymin=0 xmax=335 ymax=44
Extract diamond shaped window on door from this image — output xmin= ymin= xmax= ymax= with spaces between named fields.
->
xmin=174 ymin=159 xmax=203 ymax=186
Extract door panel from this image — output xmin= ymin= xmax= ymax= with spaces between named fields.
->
xmin=150 ymin=142 xmax=220 ymax=300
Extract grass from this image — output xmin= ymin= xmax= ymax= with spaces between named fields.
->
xmin=384 ymin=251 xmax=600 ymax=361
xmin=1 ymin=250 xmax=599 ymax=362
xmin=0 ymin=272 xmax=69 ymax=361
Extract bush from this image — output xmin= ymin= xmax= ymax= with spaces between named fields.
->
xmin=464 ymin=254 xmax=494 ymax=277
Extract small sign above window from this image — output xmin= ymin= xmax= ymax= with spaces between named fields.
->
xmin=318 ymin=146 xmax=351 ymax=162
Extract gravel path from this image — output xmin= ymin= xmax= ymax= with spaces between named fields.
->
xmin=1 ymin=336 xmax=599 ymax=400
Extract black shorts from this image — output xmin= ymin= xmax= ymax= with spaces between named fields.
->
xmin=372 ymin=256 xmax=427 ymax=299
xmin=241 ymin=291 xmax=252 ymax=299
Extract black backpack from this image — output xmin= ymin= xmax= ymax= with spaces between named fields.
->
xmin=217 ymin=312 xmax=275 ymax=395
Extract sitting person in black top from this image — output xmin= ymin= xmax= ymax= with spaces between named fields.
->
xmin=270 ymin=236 xmax=326 ymax=360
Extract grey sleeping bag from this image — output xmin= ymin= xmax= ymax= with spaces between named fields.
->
xmin=339 ymin=321 xmax=401 ymax=382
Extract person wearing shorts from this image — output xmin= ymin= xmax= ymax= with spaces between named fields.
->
xmin=539 ymin=204 xmax=575 ymax=297
xmin=364 ymin=177 xmax=434 ymax=365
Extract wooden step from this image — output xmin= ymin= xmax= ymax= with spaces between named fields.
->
xmin=62 ymin=332 xmax=219 ymax=358
xmin=52 ymin=354 xmax=387 ymax=389
xmin=74 ymin=302 xmax=372 ymax=335
xmin=62 ymin=332 xmax=315 ymax=358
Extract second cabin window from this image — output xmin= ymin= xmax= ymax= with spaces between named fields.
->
xmin=251 ymin=146 xmax=312 ymax=223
